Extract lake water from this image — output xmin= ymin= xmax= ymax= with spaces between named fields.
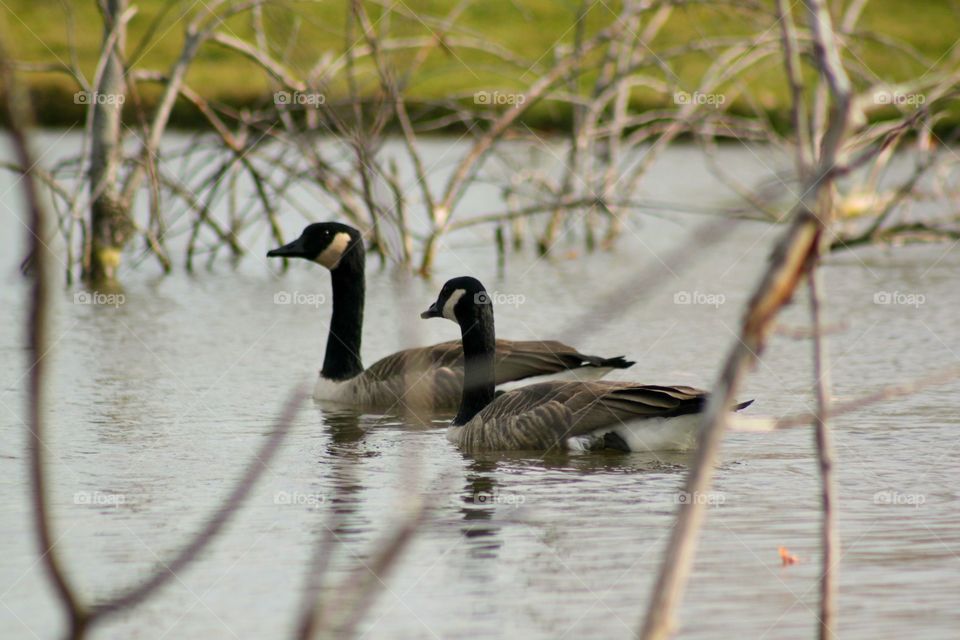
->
xmin=1 ymin=133 xmax=959 ymax=639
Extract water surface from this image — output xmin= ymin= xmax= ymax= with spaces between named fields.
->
xmin=1 ymin=134 xmax=958 ymax=639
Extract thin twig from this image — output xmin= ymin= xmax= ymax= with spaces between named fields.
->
xmin=808 ymin=258 xmax=838 ymax=640
xmin=638 ymin=2 xmax=853 ymax=637
xmin=1 ymin=42 xmax=89 ymax=638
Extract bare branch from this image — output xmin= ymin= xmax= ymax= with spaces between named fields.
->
xmin=1 ymin=40 xmax=89 ymax=637
xmin=638 ymin=2 xmax=853 ymax=637
xmin=808 ymin=259 xmax=838 ymax=640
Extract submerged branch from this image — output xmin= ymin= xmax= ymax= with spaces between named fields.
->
xmin=2 ymin=40 xmax=89 ymax=638
xmin=638 ymin=1 xmax=853 ymax=637
xmin=809 ymin=260 xmax=838 ymax=640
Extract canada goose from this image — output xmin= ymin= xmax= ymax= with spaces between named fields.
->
xmin=267 ymin=223 xmax=633 ymax=410
xmin=421 ymin=276 xmax=753 ymax=452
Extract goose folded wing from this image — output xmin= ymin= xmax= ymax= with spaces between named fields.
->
xmin=363 ymin=340 xmax=466 ymax=381
xmin=460 ymin=399 xmax=575 ymax=451
xmin=364 ymin=339 xmax=627 ymax=386
xmin=567 ymin=382 xmax=708 ymax=431
xmin=490 ymin=340 xmax=631 ymax=384
xmin=461 ymin=382 xmax=709 ymax=451
xmin=361 ymin=343 xmax=464 ymax=408
xmin=461 ymin=382 xmax=595 ymax=450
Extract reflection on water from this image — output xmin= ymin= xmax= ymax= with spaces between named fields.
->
xmin=462 ymin=458 xmax=502 ymax=556
xmin=322 ymin=407 xmax=368 ymax=449
xmin=1 ymin=139 xmax=959 ymax=639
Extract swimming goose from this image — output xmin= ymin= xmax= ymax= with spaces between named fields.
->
xmin=421 ymin=276 xmax=753 ymax=452
xmin=267 ymin=223 xmax=633 ymax=410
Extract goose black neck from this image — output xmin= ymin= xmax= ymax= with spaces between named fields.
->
xmin=453 ymin=303 xmax=496 ymax=426
xmin=321 ymin=245 xmax=365 ymax=380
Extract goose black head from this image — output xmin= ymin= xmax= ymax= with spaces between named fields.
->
xmin=267 ymin=222 xmax=362 ymax=270
xmin=421 ymin=276 xmax=489 ymax=323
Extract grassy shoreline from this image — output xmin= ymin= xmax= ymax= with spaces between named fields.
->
xmin=14 ymin=84 xmax=959 ymax=137
xmin=3 ymin=0 xmax=958 ymax=132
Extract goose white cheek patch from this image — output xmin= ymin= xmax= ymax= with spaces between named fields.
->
xmin=315 ymin=232 xmax=352 ymax=269
xmin=442 ymin=289 xmax=466 ymax=321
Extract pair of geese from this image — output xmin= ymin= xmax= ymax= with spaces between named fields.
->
xmin=268 ymin=222 xmax=752 ymax=453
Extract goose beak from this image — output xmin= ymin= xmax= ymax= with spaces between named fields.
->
xmin=420 ymin=301 xmax=441 ymax=319
xmin=267 ymin=237 xmax=306 ymax=259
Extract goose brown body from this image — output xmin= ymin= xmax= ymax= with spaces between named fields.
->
xmin=268 ymin=223 xmax=633 ymax=411
xmin=449 ymin=382 xmax=707 ymax=450
xmin=316 ymin=339 xmax=631 ymax=411
xmin=422 ymin=276 xmax=754 ymax=452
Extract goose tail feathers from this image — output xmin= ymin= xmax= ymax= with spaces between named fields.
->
xmin=592 ymin=355 xmax=635 ymax=369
